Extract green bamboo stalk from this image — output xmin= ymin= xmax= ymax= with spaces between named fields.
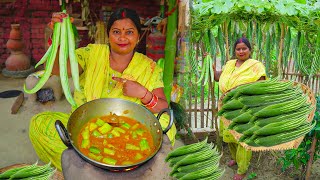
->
xmin=265 ymin=30 xmax=271 ymax=76
xmin=224 ymin=21 xmax=230 ymax=61
xmin=61 ymin=0 xmax=66 ymax=11
xmin=277 ymin=23 xmax=285 ymax=77
xmin=282 ymin=27 xmax=291 ymax=68
xmin=163 ymin=0 xmax=178 ymax=103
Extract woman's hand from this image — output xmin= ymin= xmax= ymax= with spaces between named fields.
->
xmin=48 ymin=12 xmax=68 ymax=29
xmin=46 ymin=12 xmax=81 ymax=76
xmin=112 ymin=77 xmax=168 ymax=113
xmin=48 ymin=12 xmax=74 ymax=30
xmin=112 ymin=77 xmax=146 ymax=99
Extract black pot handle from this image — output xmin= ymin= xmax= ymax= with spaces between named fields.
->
xmin=156 ymin=108 xmax=174 ymax=134
xmin=55 ymin=120 xmax=72 ymax=148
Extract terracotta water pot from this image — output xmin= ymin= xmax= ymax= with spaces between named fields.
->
xmin=5 ymin=51 xmax=30 ymax=71
xmin=9 ymin=24 xmax=22 ymax=40
xmin=6 ymin=39 xmax=24 ymax=51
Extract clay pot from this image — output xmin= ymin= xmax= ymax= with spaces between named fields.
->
xmin=9 ymin=24 xmax=22 ymax=40
xmin=5 ymin=23 xmax=32 ymax=72
xmin=6 ymin=39 xmax=24 ymax=51
xmin=5 ymin=51 xmax=30 ymax=71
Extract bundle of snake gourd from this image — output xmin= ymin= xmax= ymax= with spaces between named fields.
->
xmin=165 ymin=137 xmax=224 ymax=180
xmin=24 ymin=11 xmax=80 ymax=108
xmin=0 ymin=162 xmax=55 ymax=179
xmin=218 ymin=79 xmax=316 ymax=147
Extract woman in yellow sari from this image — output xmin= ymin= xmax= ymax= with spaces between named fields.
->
xmin=213 ymin=37 xmax=266 ymax=180
xmin=29 ymin=8 xmax=176 ymax=171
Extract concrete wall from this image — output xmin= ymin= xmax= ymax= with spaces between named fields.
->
xmin=0 ymin=0 xmax=161 ymax=66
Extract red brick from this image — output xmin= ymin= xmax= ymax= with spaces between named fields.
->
xmin=30 ymin=18 xmax=42 ymax=24
xmin=23 ymin=31 xmax=31 ymax=37
xmin=4 ymin=18 xmax=14 ymax=25
xmin=39 ymin=28 xmax=45 ymax=34
xmin=31 ymin=28 xmax=39 ymax=34
xmin=32 ymin=49 xmax=39 ymax=54
xmin=31 ymin=33 xmax=44 ymax=39
xmin=31 ymin=39 xmax=43 ymax=44
xmin=14 ymin=17 xmax=28 ymax=24
xmin=32 ymin=11 xmax=49 ymax=17
xmin=0 ymin=9 xmax=11 ymax=15
xmin=31 ymin=43 xmax=43 ymax=48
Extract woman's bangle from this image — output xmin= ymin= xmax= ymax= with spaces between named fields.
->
xmin=140 ymin=88 xmax=148 ymax=99
xmin=143 ymin=93 xmax=158 ymax=109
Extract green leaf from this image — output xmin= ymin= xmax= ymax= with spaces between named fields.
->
xmin=295 ymin=0 xmax=306 ymax=4
xmin=293 ymin=158 xmax=299 ymax=169
xmin=275 ymin=3 xmax=286 ymax=14
xmin=301 ymin=157 xmax=307 ymax=164
xmin=286 ymin=5 xmax=298 ymax=16
xmin=244 ymin=6 xmax=252 ymax=12
xmin=247 ymin=172 xmax=257 ymax=179
xmin=257 ymin=7 xmax=264 ymax=14
xmin=306 ymin=140 xmax=312 ymax=145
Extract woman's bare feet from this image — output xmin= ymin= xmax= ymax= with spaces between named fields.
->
xmin=228 ymin=160 xmax=237 ymax=167
xmin=233 ymin=173 xmax=246 ymax=180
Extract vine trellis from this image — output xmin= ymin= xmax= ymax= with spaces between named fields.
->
xmin=178 ymin=0 xmax=319 ymax=178
xmin=190 ymin=0 xmax=320 ymax=82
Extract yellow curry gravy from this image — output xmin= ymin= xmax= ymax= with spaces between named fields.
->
xmin=78 ymin=114 xmax=155 ymax=166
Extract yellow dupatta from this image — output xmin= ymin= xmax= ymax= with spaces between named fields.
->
xmin=219 ymin=59 xmax=266 ymax=93
xmin=83 ymin=44 xmax=110 ymax=101
xmin=75 ymin=44 xmax=162 ymax=104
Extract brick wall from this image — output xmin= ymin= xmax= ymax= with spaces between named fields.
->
xmin=0 ymin=0 xmax=161 ymax=66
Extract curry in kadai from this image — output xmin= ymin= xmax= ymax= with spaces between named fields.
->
xmin=78 ymin=114 xmax=155 ymax=165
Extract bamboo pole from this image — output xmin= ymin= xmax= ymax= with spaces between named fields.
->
xmin=206 ymin=84 xmax=210 ymax=127
xmin=316 ymin=76 xmax=319 ymax=95
xmin=224 ymin=21 xmax=230 ymax=61
xmin=200 ymin=75 xmax=205 ymax=128
xmin=253 ymin=21 xmax=259 ymax=59
xmin=200 ymin=43 xmax=206 ymax=128
xmin=194 ymin=43 xmax=199 ymax=128
xmin=188 ymin=77 xmax=192 ymax=126
xmin=163 ymin=0 xmax=178 ymax=102
xmin=277 ymin=23 xmax=285 ymax=77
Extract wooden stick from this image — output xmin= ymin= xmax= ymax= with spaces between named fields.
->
xmin=11 ymin=93 xmax=24 ymax=114
xmin=305 ymin=132 xmax=317 ymax=180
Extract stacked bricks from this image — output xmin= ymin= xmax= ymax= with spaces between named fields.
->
xmin=0 ymin=0 xmax=161 ymax=66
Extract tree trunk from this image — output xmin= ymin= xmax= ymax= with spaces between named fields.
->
xmin=305 ymin=132 xmax=318 ymax=180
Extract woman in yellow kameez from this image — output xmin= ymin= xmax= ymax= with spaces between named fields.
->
xmin=213 ymin=37 xmax=266 ymax=180
xmin=29 ymin=8 xmax=176 ymax=171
